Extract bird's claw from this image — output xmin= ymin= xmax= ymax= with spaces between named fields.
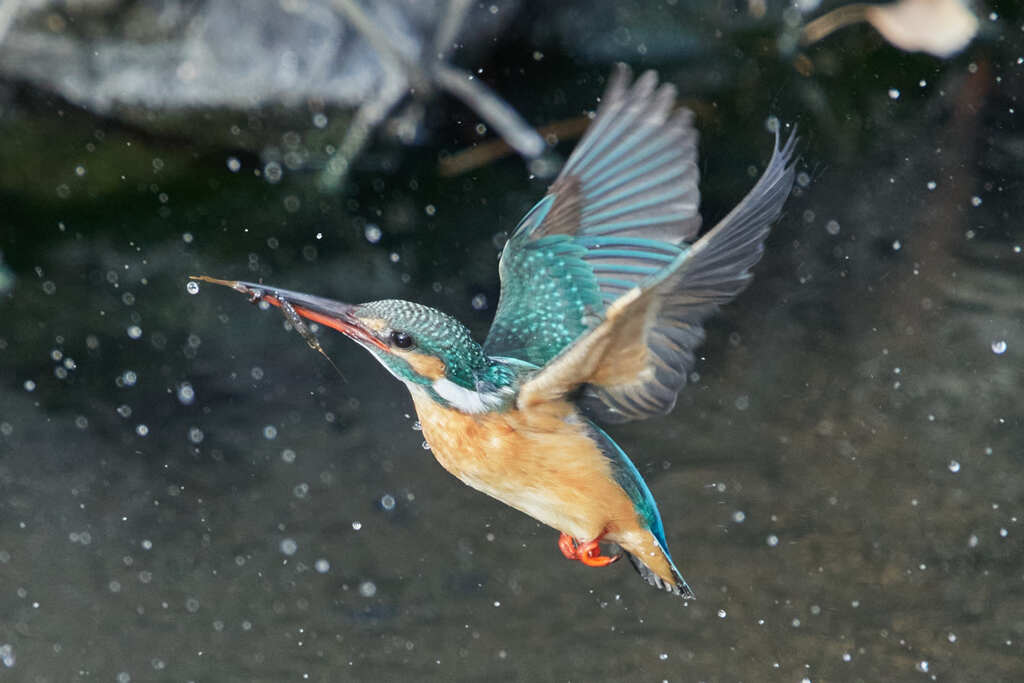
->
xmin=557 ymin=533 xmax=621 ymax=567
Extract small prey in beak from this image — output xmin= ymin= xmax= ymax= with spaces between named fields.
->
xmin=189 ymin=275 xmax=361 ymax=379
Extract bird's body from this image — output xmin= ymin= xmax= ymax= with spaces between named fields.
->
xmin=194 ymin=64 xmax=797 ymax=599
xmin=409 ymin=391 xmax=680 ymax=588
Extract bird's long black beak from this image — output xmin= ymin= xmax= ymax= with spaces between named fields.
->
xmin=189 ymin=276 xmax=387 ymax=350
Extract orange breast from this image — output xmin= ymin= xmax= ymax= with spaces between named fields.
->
xmin=408 ymin=389 xmax=641 ymax=543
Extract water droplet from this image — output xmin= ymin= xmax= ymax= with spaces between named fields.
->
xmin=263 ymin=425 xmax=278 ymax=440
xmin=186 ymin=280 xmax=199 ymax=295
xmin=842 ymin=652 xmax=852 ymax=662
xmin=364 ymin=224 xmax=382 ymax=244
xmin=971 ymin=196 xmax=982 ymax=207
xmin=226 ymin=157 xmax=241 ymax=172
xmin=926 ymin=180 xmax=937 ymax=190
xmin=312 ymin=113 xmax=328 ymax=128
xmin=658 ymin=652 xmax=669 ymax=660
xmin=888 ymin=88 xmax=900 ymax=100
xmin=263 ymin=161 xmax=282 ymax=183
xmin=825 ymin=219 xmax=840 ymax=235
xmin=471 ymin=293 xmax=488 ymax=310
xmin=351 ymin=521 xmax=362 ymax=531
xmin=281 ymin=449 xmax=296 ymax=463
xmin=135 ymin=424 xmax=149 ymax=437
xmin=0 ymin=643 xmax=15 ymax=668
xmin=185 ymin=597 xmax=200 ymax=613
xmin=177 ymin=383 xmax=195 ymax=405
xmin=948 ymin=632 xmax=957 ymax=643
xmin=916 ymin=660 xmax=929 ymax=673
xmin=717 ymin=609 xmax=727 ymax=618
xmin=948 ymin=460 xmax=961 ymax=473
xmin=732 ymin=511 xmax=746 ymax=523
xmin=280 ymin=538 xmax=298 ymax=556
xmin=126 ymin=325 xmax=142 ymax=339
xmin=358 ymin=580 xmax=377 ymax=597
xmin=991 ymin=340 xmax=1007 ymax=354
xmin=380 ymin=494 xmax=396 ymax=511
xmin=188 ymin=427 xmax=204 ymax=444
xmin=421 ymin=440 xmax=431 ymax=451
xmin=314 ymin=558 xmax=330 ymax=573
xmin=999 ymin=527 xmax=1008 ymax=538
xmin=766 ymin=534 xmax=779 ymax=547
xmin=23 ymin=380 xmax=35 ymax=392
xmin=892 ymin=240 xmax=902 ymax=251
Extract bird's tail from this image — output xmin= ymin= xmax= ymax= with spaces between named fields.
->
xmin=624 ymin=541 xmax=695 ymax=599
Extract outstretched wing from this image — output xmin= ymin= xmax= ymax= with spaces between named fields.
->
xmin=517 ymin=130 xmax=798 ymax=422
xmin=483 ymin=64 xmax=701 ymax=367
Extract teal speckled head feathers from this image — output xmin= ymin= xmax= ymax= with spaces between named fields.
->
xmin=352 ymin=299 xmax=518 ymax=400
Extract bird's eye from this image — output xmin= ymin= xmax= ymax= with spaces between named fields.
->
xmin=390 ymin=330 xmax=415 ymax=349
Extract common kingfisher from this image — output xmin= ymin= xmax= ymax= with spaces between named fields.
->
xmin=194 ymin=65 xmax=797 ymax=599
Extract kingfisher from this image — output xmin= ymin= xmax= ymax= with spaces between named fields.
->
xmin=194 ymin=65 xmax=797 ymax=599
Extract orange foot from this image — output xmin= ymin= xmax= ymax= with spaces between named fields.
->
xmin=557 ymin=533 xmax=621 ymax=567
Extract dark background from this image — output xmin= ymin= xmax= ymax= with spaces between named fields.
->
xmin=0 ymin=1 xmax=1021 ymax=681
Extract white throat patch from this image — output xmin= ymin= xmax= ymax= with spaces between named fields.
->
xmin=431 ymin=378 xmax=508 ymax=414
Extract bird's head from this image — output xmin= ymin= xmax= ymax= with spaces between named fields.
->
xmin=193 ymin=278 xmax=518 ymax=413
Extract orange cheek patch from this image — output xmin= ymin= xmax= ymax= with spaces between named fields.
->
xmin=397 ymin=351 xmax=447 ymax=381
xmin=359 ymin=318 xmax=389 ymax=334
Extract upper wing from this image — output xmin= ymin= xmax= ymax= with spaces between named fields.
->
xmin=517 ymin=129 xmax=798 ymax=422
xmin=483 ymin=64 xmax=701 ymax=367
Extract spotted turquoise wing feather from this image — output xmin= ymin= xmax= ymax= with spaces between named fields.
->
xmin=518 ymin=130 xmax=799 ymax=422
xmin=484 ymin=64 xmax=700 ymax=367
xmin=486 ymin=63 xmax=797 ymax=422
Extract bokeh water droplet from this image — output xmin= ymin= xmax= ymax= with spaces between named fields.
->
xmin=177 ymin=382 xmax=195 ymax=405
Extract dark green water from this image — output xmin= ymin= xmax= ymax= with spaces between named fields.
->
xmin=1 ymin=5 xmax=1022 ymax=682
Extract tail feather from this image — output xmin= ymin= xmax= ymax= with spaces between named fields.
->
xmin=626 ymin=551 xmax=695 ymax=599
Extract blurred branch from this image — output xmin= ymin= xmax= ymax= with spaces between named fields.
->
xmin=320 ymin=0 xmax=544 ymax=191
xmin=439 ymin=115 xmax=591 ymax=177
